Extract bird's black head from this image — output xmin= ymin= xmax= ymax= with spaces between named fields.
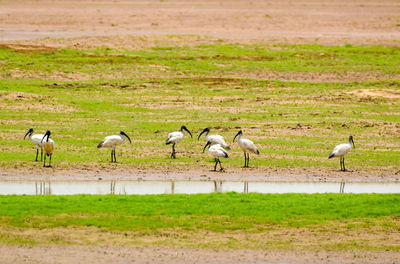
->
xmin=349 ymin=135 xmax=355 ymax=148
xmin=120 ymin=131 xmax=132 ymax=144
xmin=233 ymin=130 xmax=242 ymax=142
xmin=41 ymin=130 xmax=51 ymax=143
xmin=24 ymin=128 xmax=34 ymax=140
xmin=181 ymin=126 xmax=192 ymax=138
xmin=197 ymin=127 xmax=210 ymax=140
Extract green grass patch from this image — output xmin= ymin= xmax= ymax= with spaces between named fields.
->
xmin=0 ymin=193 xmax=399 ymax=250
xmin=0 ymin=43 xmax=399 ymax=170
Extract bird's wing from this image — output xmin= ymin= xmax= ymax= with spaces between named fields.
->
xmin=209 ymin=144 xmax=229 ymax=158
xmin=209 ymin=135 xmax=230 ymax=150
xmin=242 ymin=138 xmax=259 ymax=154
xmin=98 ymin=135 xmax=121 ymax=148
xmin=335 ymin=144 xmax=351 ymax=156
xmin=331 ymin=143 xmax=351 ymax=156
xmin=30 ymin=134 xmax=45 ymax=146
xmin=166 ymin=132 xmax=183 ymax=144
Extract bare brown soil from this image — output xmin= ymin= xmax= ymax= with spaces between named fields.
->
xmin=1 ymin=244 xmax=399 ymax=264
xmin=348 ymin=89 xmax=400 ymax=99
xmin=1 ymin=166 xmax=399 ymax=183
xmin=0 ymin=91 xmax=77 ymax=113
xmin=1 ymin=0 xmax=400 ymax=46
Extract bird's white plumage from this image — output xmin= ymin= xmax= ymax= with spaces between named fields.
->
xmin=166 ymin=131 xmax=184 ymax=144
xmin=330 ymin=143 xmax=352 ymax=158
xmin=98 ymin=135 xmax=127 ymax=149
xmin=209 ymin=144 xmax=229 ymax=159
xmin=237 ymin=137 xmax=259 ymax=155
xmin=202 ymin=132 xmax=230 ymax=150
xmin=29 ymin=133 xmax=46 ymax=149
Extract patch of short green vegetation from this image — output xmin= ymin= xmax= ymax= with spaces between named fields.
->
xmin=0 ymin=43 xmax=399 ymax=171
xmin=0 ymin=193 xmax=399 ymax=250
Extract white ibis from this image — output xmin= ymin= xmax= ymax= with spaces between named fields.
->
xmin=97 ymin=131 xmax=131 ymax=162
xmin=24 ymin=128 xmax=46 ymax=161
xmin=165 ymin=125 xmax=192 ymax=158
xmin=198 ymin=128 xmax=230 ymax=152
xmin=41 ymin=130 xmax=54 ymax=167
xmin=329 ymin=135 xmax=355 ymax=171
xmin=233 ymin=130 xmax=260 ymax=168
xmin=204 ymin=142 xmax=229 ymax=172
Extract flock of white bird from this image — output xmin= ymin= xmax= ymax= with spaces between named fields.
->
xmin=24 ymin=127 xmax=355 ymax=171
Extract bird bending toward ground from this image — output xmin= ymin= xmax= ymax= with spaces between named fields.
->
xmin=166 ymin=126 xmax=192 ymax=158
xmin=198 ymin=128 xmax=230 ymax=152
xmin=204 ymin=142 xmax=229 ymax=172
xmin=233 ymin=130 xmax=260 ymax=168
xmin=97 ymin=131 xmax=131 ymax=163
xmin=329 ymin=135 xmax=355 ymax=171
xmin=41 ymin=130 xmax=55 ymax=167
xmin=24 ymin=128 xmax=46 ymax=161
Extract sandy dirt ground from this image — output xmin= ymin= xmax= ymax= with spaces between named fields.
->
xmin=0 ymin=245 xmax=399 ymax=264
xmin=1 ymin=167 xmax=399 ymax=183
xmin=1 ymin=0 xmax=400 ymax=46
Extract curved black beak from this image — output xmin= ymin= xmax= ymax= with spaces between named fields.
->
xmin=121 ymin=131 xmax=132 ymax=144
xmin=184 ymin=127 xmax=192 ymax=138
xmin=233 ymin=130 xmax=242 ymax=143
xmin=41 ymin=130 xmax=50 ymax=144
xmin=202 ymin=141 xmax=211 ymax=153
xmin=24 ymin=128 xmax=33 ymax=140
xmin=197 ymin=128 xmax=208 ymax=140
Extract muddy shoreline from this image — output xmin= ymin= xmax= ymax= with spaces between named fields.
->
xmin=1 ymin=167 xmax=399 ymax=183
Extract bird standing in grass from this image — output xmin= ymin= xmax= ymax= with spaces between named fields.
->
xmin=24 ymin=128 xmax=46 ymax=161
xmin=198 ymin=128 xmax=230 ymax=152
xmin=41 ymin=130 xmax=54 ymax=167
xmin=233 ymin=130 xmax=260 ymax=168
xmin=329 ymin=135 xmax=355 ymax=171
xmin=166 ymin=126 xmax=192 ymax=158
xmin=204 ymin=142 xmax=229 ymax=172
xmin=97 ymin=131 xmax=131 ymax=163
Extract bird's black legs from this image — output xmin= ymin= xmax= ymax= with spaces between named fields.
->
xmin=339 ymin=157 xmax=346 ymax=171
xmin=35 ymin=149 xmax=39 ymax=161
xmin=211 ymin=158 xmax=224 ymax=172
xmin=243 ymin=153 xmax=250 ymax=168
xmin=213 ymin=158 xmax=218 ymax=171
xmin=218 ymin=159 xmax=224 ymax=172
xmin=171 ymin=143 xmax=176 ymax=159
xmin=40 ymin=148 xmax=43 ymax=161
xmin=43 ymin=154 xmax=52 ymax=167
xmin=110 ymin=149 xmax=117 ymax=163
xmin=342 ymin=157 xmax=346 ymax=171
